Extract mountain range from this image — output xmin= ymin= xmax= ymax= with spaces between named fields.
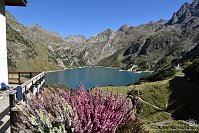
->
xmin=6 ymin=0 xmax=199 ymax=71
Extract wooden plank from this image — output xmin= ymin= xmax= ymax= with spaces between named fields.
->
xmin=8 ymin=82 xmax=19 ymax=85
xmin=9 ymin=72 xmax=41 ymax=74
xmin=9 ymin=72 xmax=42 ymax=85
xmin=9 ymin=90 xmax=17 ymax=133
xmin=8 ymin=78 xmax=19 ymax=80
xmin=20 ymin=72 xmax=44 ymax=88
xmin=11 ymin=107 xmax=19 ymax=112
xmin=22 ymin=86 xmax=25 ymax=94
xmin=18 ymin=72 xmax=21 ymax=84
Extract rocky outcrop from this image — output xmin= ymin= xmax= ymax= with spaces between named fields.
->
xmin=168 ymin=2 xmax=191 ymax=25
xmin=168 ymin=0 xmax=199 ymax=27
xmin=65 ymin=35 xmax=86 ymax=45
xmin=180 ymin=44 xmax=199 ymax=62
xmin=98 ymin=0 xmax=199 ymax=71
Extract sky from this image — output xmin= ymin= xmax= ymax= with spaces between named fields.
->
xmin=6 ymin=0 xmax=193 ymax=38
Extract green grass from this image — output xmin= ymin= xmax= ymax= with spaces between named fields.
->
xmin=101 ymin=79 xmax=171 ymax=123
xmin=149 ymin=120 xmax=199 ymax=133
xmin=6 ymin=24 xmax=37 ymax=59
xmin=137 ymin=102 xmax=171 ymax=123
xmin=134 ymin=81 xmax=170 ymax=109
xmin=183 ymin=58 xmax=199 ymax=84
xmin=100 ymin=70 xmax=199 ymax=132
xmin=132 ymin=80 xmax=171 ymax=123
xmin=167 ymin=76 xmax=199 ymax=122
xmin=100 ymin=86 xmax=133 ymax=97
xmin=136 ymin=68 xmax=176 ymax=84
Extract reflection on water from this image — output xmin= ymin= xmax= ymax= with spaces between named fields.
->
xmin=45 ymin=67 xmax=151 ymax=89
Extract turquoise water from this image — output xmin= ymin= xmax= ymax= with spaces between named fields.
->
xmin=45 ymin=67 xmax=151 ymax=89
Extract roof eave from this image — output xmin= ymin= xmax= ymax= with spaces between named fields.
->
xmin=5 ymin=0 xmax=27 ymax=6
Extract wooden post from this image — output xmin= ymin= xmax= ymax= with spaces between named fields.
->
xmin=9 ymin=90 xmax=17 ymax=133
xmin=29 ymin=81 xmax=34 ymax=93
xmin=35 ymin=79 xmax=39 ymax=96
xmin=30 ymin=72 xmax=32 ymax=79
xmin=43 ymin=74 xmax=45 ymax=87
xmin=38 ymin=75 xmax=42 ymax=93
xmin=18 ymin=72 xmax=21 ymax=84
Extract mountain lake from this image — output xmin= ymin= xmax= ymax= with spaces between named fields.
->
xmin=45 ymin=67 xmax=152 ymax=89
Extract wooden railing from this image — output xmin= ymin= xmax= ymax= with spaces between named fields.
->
xmin=8 ymin=72 xmax=41 ymax=85
xmin=9 ymin=72 xmax=45 ymax=132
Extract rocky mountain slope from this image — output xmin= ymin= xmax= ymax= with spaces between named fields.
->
xmin=6 ymin=11 xmax=72 ymax=71
xmin=6 ymin=0 xmax=199 ymax=71
xmin=97 ymin=0 xmax=199 ymax=71
xmin=61 ymin=20 xmax=167 ymax=67
xmin=65 ymin=35 xmax=86 ymax=45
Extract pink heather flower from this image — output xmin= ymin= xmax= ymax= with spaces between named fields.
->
xmin=65 ymin=83 xmax=137 ymax=133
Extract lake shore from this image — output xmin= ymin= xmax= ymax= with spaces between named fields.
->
xmin=46 ymin=66 xmax=87 ymax=73
xmin=117 ymin=69 xmax=154 ymax=73
xmin=46 ymin=66 xmax=154 ymax=73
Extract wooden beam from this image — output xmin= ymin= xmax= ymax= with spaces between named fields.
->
xmin=9 ymin=90 xmax=17 ymax=133
xmin=5 ymin=0 xmax=27 ymax=6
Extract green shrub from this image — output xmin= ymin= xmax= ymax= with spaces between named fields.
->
xmin=183 ymin=58 xmax=199 ymax=84
xmin=136 ymin=68 xmax=176 ymax=84
xmin=116 ymin=119 xmax=148 ymax=133
xmin=181 ymin=61 xmax=192 ymax=69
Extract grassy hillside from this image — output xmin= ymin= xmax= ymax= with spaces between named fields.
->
xmin=100 ymin=62 xmax=199 ymax=132
xmin=101 ymin=79 xmax=171 ymax=123
xmin=6 ymin=11 xmax=70 ymax=71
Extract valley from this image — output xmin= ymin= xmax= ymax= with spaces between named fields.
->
xmin=7 ymin=0 xmax=199 ymax=72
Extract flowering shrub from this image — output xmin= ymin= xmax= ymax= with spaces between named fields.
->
xmin=15 ymin=89 xmax=79 ymax=133
xmin=15 ymin=84 xmax=137 ymax=133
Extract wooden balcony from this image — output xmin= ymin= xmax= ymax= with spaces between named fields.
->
xmin=0 ymin=72 xmax=45 ymax=133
